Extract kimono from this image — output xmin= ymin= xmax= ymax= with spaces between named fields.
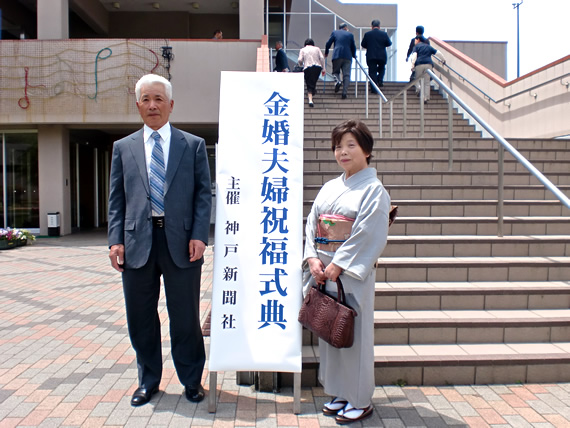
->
xmin=302 ymin=167 xmax=390 ymax=408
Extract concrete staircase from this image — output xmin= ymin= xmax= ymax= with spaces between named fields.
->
xmin=300 ymin=82 xmax=570 ymax=386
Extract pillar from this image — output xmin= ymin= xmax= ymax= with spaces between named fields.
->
xmin=37 ymin=0 xmax=69 ymax=39
xmin=38 ymin=125 xmax=71 ymax=236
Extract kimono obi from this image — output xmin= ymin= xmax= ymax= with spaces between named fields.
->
xmin=315 ymin=213 xmax=355 ymax=252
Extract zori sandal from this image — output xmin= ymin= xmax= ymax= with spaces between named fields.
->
xmin=322 ymin=397 xmax=348 ymax=416
xmin=335 ymin=404 xmax=373 ymax=424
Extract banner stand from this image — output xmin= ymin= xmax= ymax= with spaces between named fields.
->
xmin=208 ymin=371 xmax=302 ymax=414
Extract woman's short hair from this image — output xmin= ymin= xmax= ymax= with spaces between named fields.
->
xmin=331 ymin=119 xmax=374 ymax=164
xmin=304 ymin=38 xmax=315 ymax=46
xmin=135 ymin=74 xmax=172 ymax=101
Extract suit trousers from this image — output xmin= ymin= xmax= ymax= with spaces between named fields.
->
xmin=414 ymin=64 xmax=433 ymax=100
xmin=366 ymin=58 xmax=386 ymax=89
xmin=122 ymin=226 xmax=205 ymax=389
xmin=332 ymin=58 xmax=352 ymax=96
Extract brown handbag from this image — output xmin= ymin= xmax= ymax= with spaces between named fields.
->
xmin=298 ymin=277 xmax=357 ymax=348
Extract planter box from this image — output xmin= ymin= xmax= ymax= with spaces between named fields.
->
xmin=0 ymin=240 xmax=16 ymax=250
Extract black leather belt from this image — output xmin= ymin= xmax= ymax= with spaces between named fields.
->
xmin=152 ymin=216 xmax=165 ymax=228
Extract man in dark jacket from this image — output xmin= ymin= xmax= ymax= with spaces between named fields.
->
xmin=325 ymin=23 xmax=356 ymax=99
xmin=274 ymin=41 xmax=289 ymax=72
xmin=406 ymin=26 xmax=429 ymax=81
xmin=410 ymin=36 xmax=446 ymax=102
xmin=360 ymin=19 xmax=392 ymax=91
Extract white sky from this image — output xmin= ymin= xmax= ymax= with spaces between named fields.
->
xmin=340 ymin=0 xmax=569 ymax=82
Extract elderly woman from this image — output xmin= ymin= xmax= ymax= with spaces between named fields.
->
xmin=297 ymin=38 xmax=326 ymax=107
xmin=302 ymin=119 xmax=390 ymax=424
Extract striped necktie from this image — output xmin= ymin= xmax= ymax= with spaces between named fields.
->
xmin=149 ymin=131 xmax=165 ymax=216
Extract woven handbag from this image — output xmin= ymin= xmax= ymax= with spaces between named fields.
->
xmin=298 ymin=277 xmax=357 ymax=348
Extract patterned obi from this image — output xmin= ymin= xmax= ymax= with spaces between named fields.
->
xmin=315 ymin=214 xmax=355 ymax=252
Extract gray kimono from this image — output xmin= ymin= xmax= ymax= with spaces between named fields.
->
xmin=302 ymin=167 xmax=390 ymax=408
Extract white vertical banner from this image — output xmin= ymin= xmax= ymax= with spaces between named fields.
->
xmin=209 ymin=71 xmax=304 ymax=372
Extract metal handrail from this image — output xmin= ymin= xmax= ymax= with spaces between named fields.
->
xmin=425 ymin=68 xmax=570 ymax=236
xmin=352 ymin=57 xmax=387 ymax=137
xmin=432 ymin=56 xmax=570 ymax=104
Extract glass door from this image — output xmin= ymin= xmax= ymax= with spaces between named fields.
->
xmin=1 ymin=132 xmax=39 ymax=229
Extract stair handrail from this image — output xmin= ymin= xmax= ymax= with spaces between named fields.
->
xmin=385 ymin=72 xmax=432 ymax=138
xmin=432 ymin=56 xmax=570 ymax=104
xmin=426 ymin=68 xmax=570 ymax=236
xmin=351 ymin=57 xmax=387 ymax=137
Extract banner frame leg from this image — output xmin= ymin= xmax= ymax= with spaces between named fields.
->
xmin=293 ymin=372 xmax=301 ymax=414
xmin=208 ymin=371 xmax=217 ymax=413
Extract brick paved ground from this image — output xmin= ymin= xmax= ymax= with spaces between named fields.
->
xmin=2 ymin=231 xmax=570 ymax=427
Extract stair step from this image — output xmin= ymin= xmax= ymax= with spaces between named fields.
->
xmin=301 ymin=343 xmax=570 ymax=385
xmin=383 ymin=235 xmax=570 ymax=258
xmin=304 ymin=170 xmax=570 ymax=186
xmin=373 ymin=309 xmax=570 ymax=344
xmin=387 ymin=216 xmax=570 ymax=236
xmin=374 ymin=281 xmax=570 ymax=310
xmin=375 ymin=256 xmax=570 ymax=282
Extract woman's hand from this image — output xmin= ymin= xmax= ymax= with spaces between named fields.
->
xmin=325 ymin=263 xmax=342 ymax=282
xmin=307 ymin=257 xmax=326 ymax=285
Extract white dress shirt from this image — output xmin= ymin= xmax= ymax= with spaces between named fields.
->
xmin=143 ymin=123 xmax=171 ymax=180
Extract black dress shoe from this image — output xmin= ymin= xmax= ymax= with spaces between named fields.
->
xmin=184 ymin=384 xmax=205 ymax=403
xmin=131 ymin=386 xmax=159 ymax=406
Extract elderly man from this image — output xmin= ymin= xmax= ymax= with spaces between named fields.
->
xmin=274 ymin=41 xmax=289 ymax=72
xmin=325 ymin=22 xmax=356 ymax=99
xmin=108 ymin=74 xmax=212 ymax=406
xmin=361 ymin=19 xmax=392 ymax=91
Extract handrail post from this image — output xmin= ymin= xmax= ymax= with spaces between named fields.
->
xmin=389 ymin=101 xmax=393 ymax=138
xmin=448 ymin=97 xmax=453 ymax=171
xmin=420 ymin=76 xmax=425 ymax=137
xmin=497 ymin=144 xmax=505 ymax=237
xmin=403 ymin=90 xmax=407 ymax=138
xmin=365 ymin=80 xmax=369 ymax=118
xmin=379 ymin=99 xmax=383 ymax=138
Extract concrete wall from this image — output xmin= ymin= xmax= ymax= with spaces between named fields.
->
xmin=318 ymin=0 xmax=397 ymax=29
xmin=446 ymin=41 xmax=507 ymax=80
xmin=430 ymin=37 xmax=570 ymax=139
xmin=0 ymin=39 xmax=260 ymax=126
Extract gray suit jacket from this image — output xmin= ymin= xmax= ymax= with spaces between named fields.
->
xmin=108 ymin=126 xmax=212 ymax=269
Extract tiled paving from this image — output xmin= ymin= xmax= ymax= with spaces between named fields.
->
xmin=2 ymin=231 xmax=570 ymax=427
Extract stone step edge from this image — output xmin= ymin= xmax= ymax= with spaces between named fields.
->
xmin=385 ymin=235 xmax=570 ymax=243
xmin=374 ymin=256 xmax=570 ymax=267
xmin=374 ymin=281 xmax=570 ymax=295
xmin=303 ymin=199 xmax=567 ymax=206
xmin=301 ymin=345 xmax=570 ymax=367
xmin=382 ymin=216 xmax=570 ymax=223
xmin=373 ymin=315 xmax=570 ymax=329
xmin=304 ymin=170 xmax=570 ymax=176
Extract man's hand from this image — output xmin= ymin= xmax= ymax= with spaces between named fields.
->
xmin=109 ymin=244 xmax=125 ymax=272
xmin=189 ymin=239 xmax=206 ymax=262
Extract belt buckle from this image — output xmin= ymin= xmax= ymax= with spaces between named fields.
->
xmin=155 ymin=217 xmax=164 ymax=228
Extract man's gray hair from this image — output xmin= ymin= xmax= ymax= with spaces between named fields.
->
xmin=371 ymin=19 xmax=380 ymax=28
xmin=339 ymin=22 xmax=347 ymax=30
xmin=135 ymin=74 xmax=173 ymax=101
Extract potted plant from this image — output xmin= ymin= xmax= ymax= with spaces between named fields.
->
xmin=0 ymin=228 xmax=35 ymax=249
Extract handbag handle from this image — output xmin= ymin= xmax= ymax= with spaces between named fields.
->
xmin=316 ymin=276 xmax=347 ymax=305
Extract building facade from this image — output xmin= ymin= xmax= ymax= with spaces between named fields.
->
xmin=0 ymin=0 xmax=397 ymax=235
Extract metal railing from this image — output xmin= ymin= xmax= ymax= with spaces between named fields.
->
xmin=415 ymin=68 xmax=570 ymax=236
xmin=432 ymin=56 xmax=570 ymax=105
xmin=352 ymin=57 xmax=387 ymax=136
